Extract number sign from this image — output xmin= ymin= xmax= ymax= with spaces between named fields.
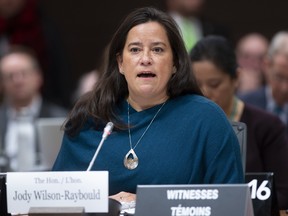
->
xmin=245 ymin=172 xmax=279 ymax=216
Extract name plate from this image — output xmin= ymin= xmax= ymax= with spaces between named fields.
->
xmin=135 ymin=184 xmax=254 ymax=216
xmin=6 ymin=171 xmax=108 ymax=214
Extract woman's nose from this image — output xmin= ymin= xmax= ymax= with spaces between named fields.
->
xmin=140 ymin=51 xmax=152 ymax=65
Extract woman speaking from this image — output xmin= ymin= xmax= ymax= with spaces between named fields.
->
xmin=53 ymin=7 xmax=243 ymax=203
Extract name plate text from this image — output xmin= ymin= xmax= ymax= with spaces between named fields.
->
xmin=6 ymin=171 xmax=108 ymax=214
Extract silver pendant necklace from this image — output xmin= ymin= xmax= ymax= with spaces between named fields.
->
xmin=124 ymin=101 xmax=166 ymax=170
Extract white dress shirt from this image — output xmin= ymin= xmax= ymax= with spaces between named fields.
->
xmin=5 ymin=96 xmax=42 ymax=171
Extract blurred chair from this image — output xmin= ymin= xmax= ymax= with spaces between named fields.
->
xmin=231 ymin=121 xmax=247 ymax=173
xmin=35 ymin=117 xmax=66 ymax=171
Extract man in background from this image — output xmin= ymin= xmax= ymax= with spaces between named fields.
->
xmin=240 ymin=31 xmax=288 ymax=128
xmin=0 ymin=0 xmax=72 ymax=108
xmin=0 ymin=46 xmax=67 ymax=172
xmin=236 ymin=33 xmax=269 ymax=94
xmin=166 ymin=0 xmax=229 ymax=53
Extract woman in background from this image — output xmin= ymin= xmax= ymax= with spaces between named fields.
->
xmin=190 ymin=35 xmax=288 ymax=210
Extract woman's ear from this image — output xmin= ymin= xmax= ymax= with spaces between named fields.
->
xmin=116 ymin=54 xmax=124 ymax=74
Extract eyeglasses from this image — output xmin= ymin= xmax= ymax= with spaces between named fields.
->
xmin=0 ymin=69 xmax=35 ymax=82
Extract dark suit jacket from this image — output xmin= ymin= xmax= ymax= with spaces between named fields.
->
xmin=239 ymin=86 xmax=288 ymax=135
xmin=241 ymin=104 xmax=288 ymax=209
xmin=238 ymin=87 xmax=267 ymax=109
xmin=0 ymin=99 xmax=68 ymax=169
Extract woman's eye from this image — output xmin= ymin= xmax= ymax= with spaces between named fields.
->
xmin=130 ymin=47 xmax=140 ymax=53
xmin=153 ymin=47 xmax=164 ymax=53
xmin=209 ymin=82 xmax=221 ymax=88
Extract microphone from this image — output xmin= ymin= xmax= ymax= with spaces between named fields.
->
xmin=86 ymin=122 xmax=114 ymax=171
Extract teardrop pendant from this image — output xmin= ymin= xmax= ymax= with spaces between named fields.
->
xmin=124 ymin=149 xmax=139 ymax=170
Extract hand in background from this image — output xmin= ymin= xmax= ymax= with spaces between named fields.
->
xmin=109 ymin=191 xmax=136 ymax=203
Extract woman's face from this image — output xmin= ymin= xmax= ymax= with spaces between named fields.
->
xmin=192 ymin=60 xmax=237 ymax=112
xmin=117 ymin=21 xmax=175 ymax=102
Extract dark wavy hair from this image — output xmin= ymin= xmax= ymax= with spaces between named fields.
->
xmin=66 ymin=7 xmax=202 ymax=135
xmin=190 ymin=35 xmax=238 ymax=79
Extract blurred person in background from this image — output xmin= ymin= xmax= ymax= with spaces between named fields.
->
xmin=166 ymin=0 xmax=230 ymax=53
xmin=240 ymin=31 xmax=288 ymax=128
xmin=190 ymin=35 xmax=288 ymax=210
xmin=71 ymin=43 xmax=110 ymax=104
xmin=236 ymin=33 xmax=269 ymax=94
xmin=0 ymin=46 xmax=67 ymax=172
xmin=0 ymin=0 xmax=71 ymax=108
xmin=72 ymin=69 xmax=100 ymax=103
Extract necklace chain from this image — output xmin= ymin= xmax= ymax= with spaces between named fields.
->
xmin=127 ymin=101 xmax=166 ymax=150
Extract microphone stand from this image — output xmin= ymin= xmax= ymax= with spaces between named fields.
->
xmin=86 ymin=122 xmax=114 ymax=171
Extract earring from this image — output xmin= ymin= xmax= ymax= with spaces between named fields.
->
xmin=173 ymin=66 xmax=177 ymax=74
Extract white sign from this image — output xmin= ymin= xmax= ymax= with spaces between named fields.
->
xmin=6 ymin=171 xmax=108 ymax=214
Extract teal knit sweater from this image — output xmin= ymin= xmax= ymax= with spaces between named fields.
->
xmin=53 ymin=94 xmax=243 ymax=195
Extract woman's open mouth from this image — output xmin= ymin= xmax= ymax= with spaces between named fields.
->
xmin=137 ymin=72 xmax=156 ymax=78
